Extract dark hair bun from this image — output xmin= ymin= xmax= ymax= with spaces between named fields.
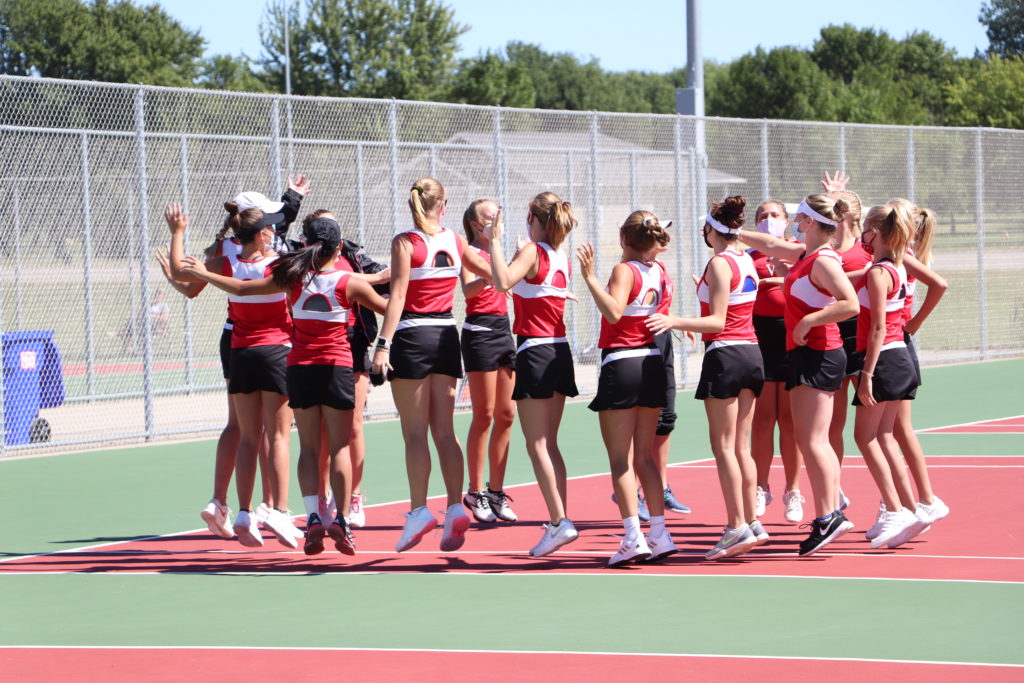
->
xmin=224 ymin=201 xmax=239 ymax=214
xmin=721 ymin=196 xmax=746 ymax=219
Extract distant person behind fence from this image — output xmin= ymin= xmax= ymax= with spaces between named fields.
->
xmin=109 ymin=290 xmax=169 ymax=354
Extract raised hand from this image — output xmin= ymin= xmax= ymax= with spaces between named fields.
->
xmin=289 ymin=174 xmax=312 ymax=196
xmin=576 ymin=243 xmax=596 ymax=281
xmin=164 ymin=203 xmax=188 ymax=234
xmin=820 ymin=170 xmax=850 ymax=193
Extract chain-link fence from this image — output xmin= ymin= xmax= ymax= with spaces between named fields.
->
xmin=1 ymin=75 xmax=1021 ymax=455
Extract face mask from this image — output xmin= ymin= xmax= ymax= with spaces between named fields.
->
xmin=793 ymin=217 xmax=806 ymax=243
xmin=757 ymin=217 xmax=788 ymax=239
xmin=526 ymin=216 xmax=533 ymax=231
xmin=702 ymin=226 xmax=714 ymax=249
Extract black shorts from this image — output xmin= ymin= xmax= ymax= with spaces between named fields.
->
xmin=219 ymin=325 xmax=232 ymax=380
xmin=462 ymin=314 xmax=516 ymax=372
xmin=905 ymin=331 xmax=921 ymax=397
xmin=512 ymin=337 xmax=579 ymax=400
xmin=287 ymin=364 xmax=356 ymax=410
xmin=695 ymin=343 xmax=765 ymax=400
xmin=348 ymin=326 xmax=371 ymax=374
xmin=589 ymin=347 xmax=667 ymax=412
xmin=228 ymin=344 xmax=289 ymax=395
xmin=851 ymin=345 xmax=919 ymax=406
xmin=654 ymin=331 xmax=677 ymax=435
xmin=753 ymin=315 xmax=788 ymax=382
xmin=389 ymin=312 xmax=462 ymax=381
xmin=786 ymin=346 xmax=846 ymax=393
xmin=838 ymin=316 xmax=860 ymax=377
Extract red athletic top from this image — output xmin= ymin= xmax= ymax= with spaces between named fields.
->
xmin=287 ymin=269 xmax=354 ymax=366
xmin=783 ymin=247 xmax=843 ymax=351
xmin=697 ymin=249 xmax=758 ymax=343
xmin=903 ymin=247 xmax=917 ymax=324
xmin=511 ymin=242 xmax=571 ymax=337
xmin=465 ymin=246 xmax=507 ymax=316
xmin=215 ymin=238 xmax=243 ymax=330
xmin=749 ymin=249 xmax=786 ymax=318
xmin=598 ymin=260 xmax=666 ymax=348
xmin=837 ymin=242 xmax=872 ymax=274
xmin=222 ymin=253 xmax=290 ymax=348
xmin=855 ymin=259 xmax=908 ymax=352
xmin=655 ymin=259 xmax=674 ymax=316
xmin=401 ymin=228 xmax=463 ymax=314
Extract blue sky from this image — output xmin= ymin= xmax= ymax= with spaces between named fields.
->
xmin=162 ymin=0 xmax=991 ymax=73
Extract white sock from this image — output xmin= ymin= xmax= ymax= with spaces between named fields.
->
xmin=303 ymin=495 xmax=320 ymax=518
xmin=650 ymin=515 xmax=666 ymax=536
xmin=623 ymin=515 xmax=641 ymax=540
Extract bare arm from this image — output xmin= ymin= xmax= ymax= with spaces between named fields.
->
xmin=903 ymin=254 xmax=947 ymax=336
xmin=371 ymin=236 xmax=412 ymax=374
xmin=577 ymin=245 xmax=631 ymax=324
xmin=460 ymin=260 xmax=492 ymax=300
xmin=345 ymin=277 xmax=387 ymax=315
xmin=736 ymin=230 xmax=805 ymax=262
xmin=646 ymin=257 xmax=729 ymax=334
xmin=180 ymin=257 xmax=283 ymax=296
xmin=792 ymin=253 xmax=859 ymax=345
xmin=156 ymin=245 xmax=206 ymax=298
xmin=857 ymin=266 xmax=892 ymax=407
xmin=459 ymin=234 xmax=492 ymax=279
xmin=487 ymin=209 xmax=537 ymax=291
xmin=164 ymin=203 xmax=208 ymax=284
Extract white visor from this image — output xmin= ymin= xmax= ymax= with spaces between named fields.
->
xmin=705 ymin=213 xmax=739 ymax=235
xmin=795 ymin=199 xmax=838 ymax=227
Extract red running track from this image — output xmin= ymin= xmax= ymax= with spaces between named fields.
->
xmin=2 ymin=456 xmax=1021 ymax=582
xmin=3 ymin=647 xmax=1022 ymax=682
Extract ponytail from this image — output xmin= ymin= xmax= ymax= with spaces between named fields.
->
xmin=914 ymin=207 xmax=936 ymax=266
xmin=529 ymin=192 xmax=577 ymax=249
xmin=221 ymin=201 xmax=264 ymax=245
xmin=621 ymin=211 xmax=672 ymax=252
xmin=408 ymin=177 xmax=446 ymax=236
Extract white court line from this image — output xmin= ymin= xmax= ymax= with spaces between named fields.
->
xmin=917 ymin=414 xmax=1024 ymax=433
xmin=2 ymin=644 xmax=1023 ymax=669
xmin=682 ymin=464 xmax=1024 ymax=469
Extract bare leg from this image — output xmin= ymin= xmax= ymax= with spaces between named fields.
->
xmin=789 ymin=385 xmax=839 ymax=518
xmin=487 ymin=367 xmax=516 ymax=491
xmin=465 ymin=370 xmax=498 ymax=493
xmin=600 ymin=409 xmax=640 ymax=519
xmin=212 ymin=381 xmax=239 ymax=504
xmin=323 ymin=406 xmax=355 ymax=512
xmin=350 ymin=372 xmax=369 ymax=495
xmin=231 ymin=391 xmax=263 ymax=511
xmin=751 ymin=380 xmax=779 ymax=491
xmin=734 ymin=389 xmax=758 ymax=522
xmin=517 ymin=395 xmax=569 ymax=523
xmin=777 ymin=383 xmax=803 ymax=491
xmin=894 ymin=400 xmax=935 ymax=504
xmin=632 ymin=408 xmax=665 ymax=517
xmin=427 ymin=374 xmax=465 ymax=508
xmin=261 ymin=391 xmax=293 ymax=510
xmin=391 ymin=378 xmax=432 ymax=509
xmin=294 ymin=406 xmax=324 ymax=498
xmin=705 ymin=397 xmax=743 ymax=528
xmin=853 ymin=402 xmax=904 ymax=511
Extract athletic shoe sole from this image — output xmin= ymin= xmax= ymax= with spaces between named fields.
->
xmin=234 ymin=524 xmax=263 ymax=548
xmin=396 ymin=517 xmax=438 ymax=553
xmin=265 ymin=516 xmax=300 ymax=550
xmin=799 ymin=524 xmax=848 ymax=557
xmin=529 ymin=528 xmax=579 ymax=557
xmin=327 ymin=523 xmax=356 ymax=555
xmin=462 ymin=495 xmax=497 ymax=524
xmin=200 ymin=509 xmax=233 ymax=539
xmin=609 ymin=549 xmax=651 ymax=568
xmin=706 ymin=537 xmax=757 ymax=560
xmin=440 ymin=514 xmax=471 ymax=552
xmin=641 ymin=545 xmax=679 ymax=563
xmin=304 ymin=525 xmax=325 ymax=556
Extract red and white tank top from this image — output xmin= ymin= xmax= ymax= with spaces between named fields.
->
xmin=697 ymin=249 xmax=758 ymax=345
xmin=511 ymin=242 xmax=571 ymax=338
xmin=855 ymin=259 xmax=908 ymax=352
xmin=749 ymin=249 xmax=786 ymax=318
xmin=783 ymin=247 xmax=843 ymax=351
xmin=838 ymin=242 xmax=872 ymax=274
xmin=465 ymin=246 xmax=507 ymax=317
xmin=655 ymin=259 xmax=674 ymax=316
xmin=903 ymin=247 xmax=917 ymax=325
xmin=287 ymin=269 xmax=354 ymax=366
xmin=222 ymin=253 xmax=290 ymax=348
xmin=401 ymin=228 xmax=463 ymax=314
xmin=598 ymin=260 xmax=665 ymax=349
xmin=216 ymin=238 xmax=243 ymax=330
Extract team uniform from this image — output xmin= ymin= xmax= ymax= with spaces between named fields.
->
xmin=694 ymin=249 xmax=764 ymax=400
xmin=286 ymin=268 xmax=357 ymax=410
xmin=510 ymin=242 xmax=579 ymax=400
xmin=784 ymin=247 xmax=847 ymax=392
xmin=334 ymin=241 xmax=388 ymax=374
xmin=390 ymin=228 xmax=463 ymax=380
xmin=214 ymin=237 xmax=244 ymax=379
xmin=851 ymin=259 xmax=918 ymax=405
xmin=589 ymin=260 xmax=668 ymax=412
xmin=836 ymin=243 xmax=873 ymax=376
xmin=653 ymin=260 xmax=677 ymax=435
xmin=223 ymin=252 xmax=291 ymax=395
xmin=749 ymin=249 xmax=788 ymax=383
xmin=902 ymin=247 xmax=922 ymax=393
xmin=461 ymin=246 xmax=516 ymax=372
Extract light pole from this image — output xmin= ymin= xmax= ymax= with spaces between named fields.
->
xmin=283 ymin=0 xmax=293 ymax=96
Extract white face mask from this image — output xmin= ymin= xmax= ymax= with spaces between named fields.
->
xmin=793 ymin=216 xmax=806 ymax=243
xmin=757 ymin=217 xmax=788 ymax=239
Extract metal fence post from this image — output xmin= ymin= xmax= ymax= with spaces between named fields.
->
xmin=13 ymin=181 xmax=22 ymax=329
xmin=389 ymin=100 xmax=400 ymax=235
xmin=907 ymin=128 xmax=916 ymax=202
xmin=975 ymin=128 xmax=987 ymax=360
xmin=839 ymin=124 xmax=847 ymax=171
xmin=179 ymin=134 xmax=194 ymax=391
xmin=760 ymin=119 xmax=769 ymax=200
xmin=493 ymin=107 xmax=506 ymax=210
xmin=270 ymin=99 xmax=282 ymax=197
xmin=80 ymin=133 xmax=96 ymax=398
xmin=589 ymin=112 xmax=602 ymax=367
xmin=629 ymin=151 xmax=638 ymax=208
xmin=355 ymin=143 xmax=366 ymax=247
xmin=673 ymin=116 xmax=686 ymax=388
xmin=134 ymin=87 xmax=154 ymax=440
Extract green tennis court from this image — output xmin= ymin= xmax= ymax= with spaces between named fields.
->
xmin=2 ymin=358 xmax=1023 ymax=680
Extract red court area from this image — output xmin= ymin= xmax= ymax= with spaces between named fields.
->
xmin=3 ymin=647 xmax=1022 ymax=683
xmin=919 ymin=415 xmax=1024 ymax=434
xmin=3 ymin=456 xmax=1022 ymax=583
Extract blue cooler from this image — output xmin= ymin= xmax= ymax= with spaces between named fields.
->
xmin=2 ymin=330 xmax=65 ymax=445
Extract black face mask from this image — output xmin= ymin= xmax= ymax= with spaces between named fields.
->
xmin=703 ymin=226 xmax=714 ymax=249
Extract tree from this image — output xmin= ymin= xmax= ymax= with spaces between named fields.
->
xmin=979 ymin=0 xmax=1024 ymax=57
xmin=258 ymin=0 xmax=467 ymax=99
xmin=0 ymin=0 xmax=205 ymax=86
xmin=198 ymin=55 xmax=268 ymax=93
xmin=449 ymin=51 xmax=535 ymax=107
xmin=945 ymin=54 xmax=1024 ymax=128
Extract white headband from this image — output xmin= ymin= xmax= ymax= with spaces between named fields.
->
xmin=705 ymin=213 xmax=739 ymax=235
xmin=796 ymin=199 xmax=838 ymax=227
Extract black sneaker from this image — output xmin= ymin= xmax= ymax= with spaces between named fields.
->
xmin=483 ymin=488 xmax=518 ymax=522
xmin=303 ymin=512 xmax=325 ymax=556
xmin=326 ymin=515 xmax=356 ymax=556
xmin=798 ymin=511 xmax=849 ymax=557
xmin=463 ymin=491 xmax=497 ymax=523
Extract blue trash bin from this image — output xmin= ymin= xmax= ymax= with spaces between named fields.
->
xmin=2 ymin=330 xmax=65 ymax=445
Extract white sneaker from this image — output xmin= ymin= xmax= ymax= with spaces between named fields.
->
xmin=643 ymin=527 xmax=679 ymax=562
xmin=264 ymin=509 xmax=301 ymax=549
xmin=609 ymin=535 xmax=651 ymax=567
xmin=917 ymin=496 xmax=950 ymax=524
xmin=888 ymin=508 xmax=932 ymax=548
xmin=870 ymin=508 xmax=917 ymax=549
xmin=529 ymin=518 xmax=579 ymax=557
xmin=200 ymin=499 xmax=233 ymax=539
xmin=782 ymin=490 xmax=805 ymax=523
xmin=396 ymin=506 xmax=438 ymax=552
xmin=483 ymin=488 xmax=518 ymax=523
xmin=440 ymin=503 xmax=471 ymax=552
xmin=839 ymin=489 xmax=851 ymax=511
xmin=348 ymin=493 xmax=366 ymax=528
xmin=462 ymin=491 xmax=497 ymax=524
xmin=255 ymin=502 xmax=272 ymax=527
xmin=705 ymin=525 xmax=757 ymax=560
xmin=755 ymin=486 xmax=772 ymax=517
xmin=749 ymin=519 xmax=770 ymax=546
xmin=865 ymin=503 xmax=887 ymax=540
xmin=233 ymin=509 xmax=263 ymax=548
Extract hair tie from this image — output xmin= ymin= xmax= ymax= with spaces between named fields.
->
xmin=412 ymin=185 xmax=424 ymax=194
xmin=642 ymin=216 xmax=654 ymax=228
